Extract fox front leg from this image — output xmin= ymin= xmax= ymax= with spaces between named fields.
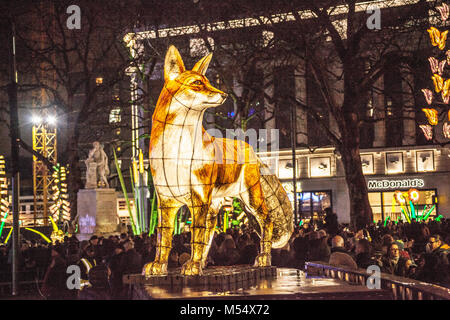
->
xmin=182 ymin=203 xmax=209 ymax=276
xmin=143 ymin=199 xmax=180 ymax=277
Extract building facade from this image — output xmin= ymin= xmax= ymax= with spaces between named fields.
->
xmin=259 ymin=144 xmax=449 ymax=224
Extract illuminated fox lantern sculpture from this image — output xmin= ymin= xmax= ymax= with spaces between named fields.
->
xmin=144 ymin=46 xmax=293 ymax=276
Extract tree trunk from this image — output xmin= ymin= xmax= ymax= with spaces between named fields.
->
xmin=339 ymin=142 xmax=373 ymax=230
xmin=337 ymin=95 xmax=373 ymax=230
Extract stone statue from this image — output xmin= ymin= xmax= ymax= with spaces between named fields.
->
xmin=84 ymin=141 xmax=110 ymax=188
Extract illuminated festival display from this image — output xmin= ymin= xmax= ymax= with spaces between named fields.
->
xmin=49 ymin=164 xmax=70 ymax=223
xmin=0 ymin=156 xmax=9 ymax=238
xmin=143 ymin=46 xmax=293 ymax=276
xmin=392 ymin=188 xmax=436 ymax=223
xmin=422 ymin=3 xmax=450 ymax=141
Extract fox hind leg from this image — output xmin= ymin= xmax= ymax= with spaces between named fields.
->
xmin=240 ymin=180 xmax=273 ymax=267
xmin=201 ymin=204 xmax=220 ymax=269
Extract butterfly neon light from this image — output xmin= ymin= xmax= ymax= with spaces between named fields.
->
xmin=422 ymin=108 xmax=439 ymax=126
xmin=428 ymin=27 xmax=448 ymax=50
xmin=420 ymin=125 xmax=433 ymax=140
xmin=437 ymin=3 xmax=449 ymax=22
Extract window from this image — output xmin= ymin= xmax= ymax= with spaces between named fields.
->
xmin=109 ymin=108 xmax=121 ymax=124
xmin=369 ymin=189 xmax=437 ymax=222
xmin=298 ymin=191 xmax=332 ymax=219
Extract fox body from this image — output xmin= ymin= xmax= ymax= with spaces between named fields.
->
xmin=144 ymin=46 xmax=293 ymax=276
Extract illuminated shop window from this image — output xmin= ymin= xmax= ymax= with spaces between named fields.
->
xmin=298 ymin=191 xmax=332 ymax=220
xmin=369 ymin=190 xmax=437 ymax=223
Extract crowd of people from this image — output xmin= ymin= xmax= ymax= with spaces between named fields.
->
xmin=0 ymin=209 xmax=448 ymax=299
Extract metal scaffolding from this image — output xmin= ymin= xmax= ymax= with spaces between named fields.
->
xmin=32 ymin=110 xmax=57 ymax=226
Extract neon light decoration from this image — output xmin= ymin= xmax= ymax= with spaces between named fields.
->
xmin=408 ymin=189 xmax=420 ymax=203
xmin=49 ymin=164 xmax=71 ymax=223
xmin=0 ymin=156 xmax=9 ymax=238
xmin=437 ymin=3 xmax=449 ymax=21
xmin=428 ymin=27 xmax=448 ymax=50
xmin=428 ymin=57 xmax=446 ymax=75
xmin=422 ymin=88 xmax=433 ymax=105
xmin=419 ymin=125 xmax=433 ymax=140
xmin=421 ymin=6 xmax=450 ymax=142
xmin=444 ymin=122 xmax=450 ymax=139
xmin=392 ymin=189 xmax=438 ymax=223
xmin=422 ymin=108 xmax=439 ymax=125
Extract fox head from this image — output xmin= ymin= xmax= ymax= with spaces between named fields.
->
xmin=160 ymin=45 xmax=228 ymax=112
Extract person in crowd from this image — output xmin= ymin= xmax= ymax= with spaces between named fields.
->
xmin=78 ymin=265 xmax=112 ymax=300
xmin=307 ymin=231 xmax=330 ymax=262
xmin=380 ymin=234 xmax=394 ymax=256
xmin=120 ymin=239 xmax=142 ymax=275
xmin=428 ymin=234 xmax=449 ymax=265
xmin=78 ymin=245 xmax=98 ymax=288
xmin=41 ymin=245 xmax=72 ymax=300
xmin=216 ymin=235 xmax=240 ymax=266
xmin=323 ymin=208 xmax=339 ymax=237
xmin=380 ymin=242 xmax=412 ymax=277
xmin=328 ymin=235 xmax=358 ymax=270
xmin=168 ymin=249 xmax=179 ymax=268
xmin=108 ymin=243 xmax=125 ymax=299
xmin=355 ymin=239 xmax=377 ymax=269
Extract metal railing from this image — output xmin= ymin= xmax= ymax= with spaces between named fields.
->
xmin=305 ymin=262 xmax=450 ymax=300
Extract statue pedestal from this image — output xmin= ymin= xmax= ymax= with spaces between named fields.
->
xmin=77 ymin=188 xmax=119 ymax=240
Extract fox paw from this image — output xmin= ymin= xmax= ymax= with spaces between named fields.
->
xmin=181 ymin=260 xmax=203 ymax=276
xmin=142 ymin=261 xmax=168 ymax=277
xmin=254 ymin=253 xmax=271 ymax=267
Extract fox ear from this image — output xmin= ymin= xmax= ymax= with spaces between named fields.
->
xmin=164 ymin=45 xmax=186 ymax=81
xmin=192 ymin=52 xmax=212 ymax=75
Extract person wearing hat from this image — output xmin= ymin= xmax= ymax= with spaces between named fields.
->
xmin=394 ymin=240 xmax=411 ymax=260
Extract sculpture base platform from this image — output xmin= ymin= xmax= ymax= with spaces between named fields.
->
xmin=77 ymin=188 xmax=119 ymax=237
xmin=124 ymin=266 xmax=391 ymax=300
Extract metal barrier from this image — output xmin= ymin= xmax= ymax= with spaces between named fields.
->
xmin=305 ymin=262 xmax=450 ymax=300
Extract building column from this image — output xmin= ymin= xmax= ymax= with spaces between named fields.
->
xmin=294 ymin=61 xmax=308 ymax=145
xmin=402 ymin=70 xmax=416 ymax=145
xmin=373 ymin=75 xmax=386 ymax=147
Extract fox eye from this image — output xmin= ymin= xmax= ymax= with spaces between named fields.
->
xmin=193 ymin=80 xmax=202 ymax=85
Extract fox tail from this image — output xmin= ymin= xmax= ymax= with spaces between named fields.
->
xmin=258 ymin=159 xmax=294 ymax=249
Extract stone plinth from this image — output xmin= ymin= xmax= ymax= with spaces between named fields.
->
xmin=77 ymin=188 xmax=119 ymax=239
